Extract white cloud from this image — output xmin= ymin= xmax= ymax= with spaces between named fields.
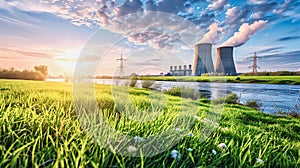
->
xmin=248 ymin=0 xmax=268 ymax=5
xmin=0 ymin=0 xmax=287 ymax=49
xmin=2 ymin=0 xmax=57 ymax=13
xmin=250 ymin=13 xmax=263 ymax=19
xmin=273 ymin=0 xmax=292 ymax=14
xmin=98 ymin=12 xmax=204 ymax=49
xmin=202 ymin=22 xmax=224 ymax=44
xmin=0 ymin=15 xmax=41 ymax=29
xmin=283 ymin=10 xmax=300 ymax=23
xmin=208 ymin=0 xmax=228 ymax=11
xmin=222 ymin=20 xmax=267 ymax=47
xmin=225 ymin=6 xmax=247 ymax=24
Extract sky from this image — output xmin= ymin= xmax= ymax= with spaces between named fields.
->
xmin=0 ymin=0 xmax=300 ymax=76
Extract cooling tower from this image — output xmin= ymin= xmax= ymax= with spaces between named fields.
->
xmin=215 ymin=46 xmax=237 ymax=76
xmin=192 ymin=43 xmax=214 ymax=76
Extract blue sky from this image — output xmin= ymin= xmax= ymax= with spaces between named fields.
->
xmin=0 ymin=0 xmax=299 ymax=76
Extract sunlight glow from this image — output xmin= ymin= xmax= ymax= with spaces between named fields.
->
xmin=54 ymin=50 xmax=81 ymax=75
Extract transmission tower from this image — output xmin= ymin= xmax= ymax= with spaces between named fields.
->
xmin=116 ymin=54 xmax=126 ymax=78
xmin=248 ymin=52 xmax=262 ymax=75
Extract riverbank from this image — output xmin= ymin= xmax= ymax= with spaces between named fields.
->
xmin=0 ymin=79 xmax=299 ymax=167
xmin=139 ymin=76 xmax=300 ymax=85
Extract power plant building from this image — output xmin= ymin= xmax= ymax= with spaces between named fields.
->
xmin=215 ymin=46 xmax=237 ymax=76
xmin=192 ymin=43 xmax=214 ymax=76
xmin=168 ymin=44 xmax=237 ymax=76
xmin=169 ymin=65 xmax=192 ymax=76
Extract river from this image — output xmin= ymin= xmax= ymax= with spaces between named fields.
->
xmin=46 ymin=78 xmax=300 ymax=114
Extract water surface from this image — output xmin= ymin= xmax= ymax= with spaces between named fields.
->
xmin=47 ymin=78 xmax=300 ymax=114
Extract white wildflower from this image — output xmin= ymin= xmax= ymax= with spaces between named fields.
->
xmin=127 ymin=146 xmax=137 ymax=153
xmin=221 ymin=127 xmax=229 ymax=132
xmin=171 ymin=150 xmax=181 ymax=160
xmin=187 ymin=148 xmax=193 ymax=152
xmin=218 ymin=143 xmax=227 ymax=149
xmin=212 ymin=149 xmax=217 ymax=155
xmin=194 ymin=115 xmax=201 ymax=120
xmin=188 ymin=132 xmax=193 ymax=137
xmin=256 ymin=158 xmax=263 ymax=164
xmin=134 ymin=136 xmax=143 ymax=143
xmin=201 ymin=118 xmax=213 ymax=123
xmin=175 ymin=128 xmax=182 ymax=132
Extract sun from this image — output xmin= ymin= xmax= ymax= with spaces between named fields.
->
xmin=55 ymin=50 xmax=81 ymax=75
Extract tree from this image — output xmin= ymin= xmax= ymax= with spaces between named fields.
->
xmin=34 ymin=65 xmax=48 ymax=77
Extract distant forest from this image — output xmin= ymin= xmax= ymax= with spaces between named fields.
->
xmin=241 ymin=71 xmax=300 ymax=76
xmin=0 ymin=65 xmax=48 ymax=81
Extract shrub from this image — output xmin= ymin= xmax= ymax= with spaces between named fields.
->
xmin=141 ymin=80 xmax=155 ymax=89
xmin=212 ymin=93 xmax=240 ymax=105
xmin=225 ymin=93 xmax=239 ymax=104
xmin=212 ymin=97 xmax=226 ymax=105
xmin=245 ymin=100 xmax=262 ymax=110
xmin=163 ymin=86 xmax=200 ymax=100
xmin=289 ymin=111 xmax=300 ymax=118
xmin=129 ymin=74 xmax=138 ymax=87
xmin=288 ymin=103 xmax=300 ymax=118
xmin=163 ymin=87 xmax=181 ymax=97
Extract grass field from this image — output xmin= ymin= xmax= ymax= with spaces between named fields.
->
xmin=139 ymin=76 xmax=300 ymax=85
xmin=0 ymin=79 xmax=299 ymax=167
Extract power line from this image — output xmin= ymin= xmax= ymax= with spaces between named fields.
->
xmin=247 ymin=52 xmax=262 ymax=75
xmin=116 ymin=54 xmax=126 ymax=78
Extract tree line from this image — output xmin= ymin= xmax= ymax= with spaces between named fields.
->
xmin=0 ymin=65 xmax=48 ymax=81
xmin=241 ymin=71 xmax=300 ymax=76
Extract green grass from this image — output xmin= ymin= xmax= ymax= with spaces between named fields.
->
xmin=0 ymin=79 xmax=299 ymax=167
xmin=139 ymin=76 xmax=300 ymax=85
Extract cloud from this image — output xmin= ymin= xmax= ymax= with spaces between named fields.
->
xmin=188 ymin=12 xmax=215 ymax=27
xmin=221 ymin=20 xmax=267 ymax=47
xmin=248 ymin=0 xmax=269 ymax=5
xmin=0 ymin=0 xmax=14 ymax=11
xmin=277 ymin=36 xmax=300 ymax=42
xmin=96 ymin=10 xmax=206 ymax=49
xmin=208 ymin=0 xmax=228 ymax=11
xmin=273 ymin=0 xmax=292 ymax=14
xmin=202 ymin=22 xmax=224 ymax=44
xmin=259 ymin=50 xmax=300 ymax=69
xmin=115 ymin=0 xmax=143 ymax=17
xmin=255 ymin=47 xmax=284 ymax=54
xmin=261 ymin=50 xmax=300 ymax=60
xmin=283 ymin=10 xmax=300 ymax=23
xmin=54 ymin=54 xmax=99 ymax=62
xmin=1 ymin=0 xmax=299 ymax=50
xmin=224 ymin=6 xmax=250 ymax=31
xmin=0 ymin=0 xmax=57 ymax=13
xmin=92 ymin=0 xmax=213 ymax=49
xmin=251 ymin=2 xmax=277 ymax=20
xmin=236 ymin=50 xmax=300 ymax=71
xmin=0 ymin=15 xmax=41 ymax=30
xmin=152 ymin=0 xmax=189 ymax=14
xmin=0 ymin=47 xmax=53 ymax=59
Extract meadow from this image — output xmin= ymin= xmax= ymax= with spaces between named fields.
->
xmin=139 ymin=76 xmax=300 ymax=85
xmin=0 ymin=79 xmax=299 ymax=167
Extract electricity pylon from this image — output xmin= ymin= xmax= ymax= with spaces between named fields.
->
xmin=248 ymin=52 xmax=262 ymax=75
xmin=116 ymin=54 xmax=126 ymax=78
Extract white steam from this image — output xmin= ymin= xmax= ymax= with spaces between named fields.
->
xmin=221 ymin=20 xmax=267 ymax=47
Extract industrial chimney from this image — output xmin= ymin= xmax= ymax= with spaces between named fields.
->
xmin=192 ymin=43 xmax=214 ymax=76
xmin=215 ymin=46 xmax=237 ymax=76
